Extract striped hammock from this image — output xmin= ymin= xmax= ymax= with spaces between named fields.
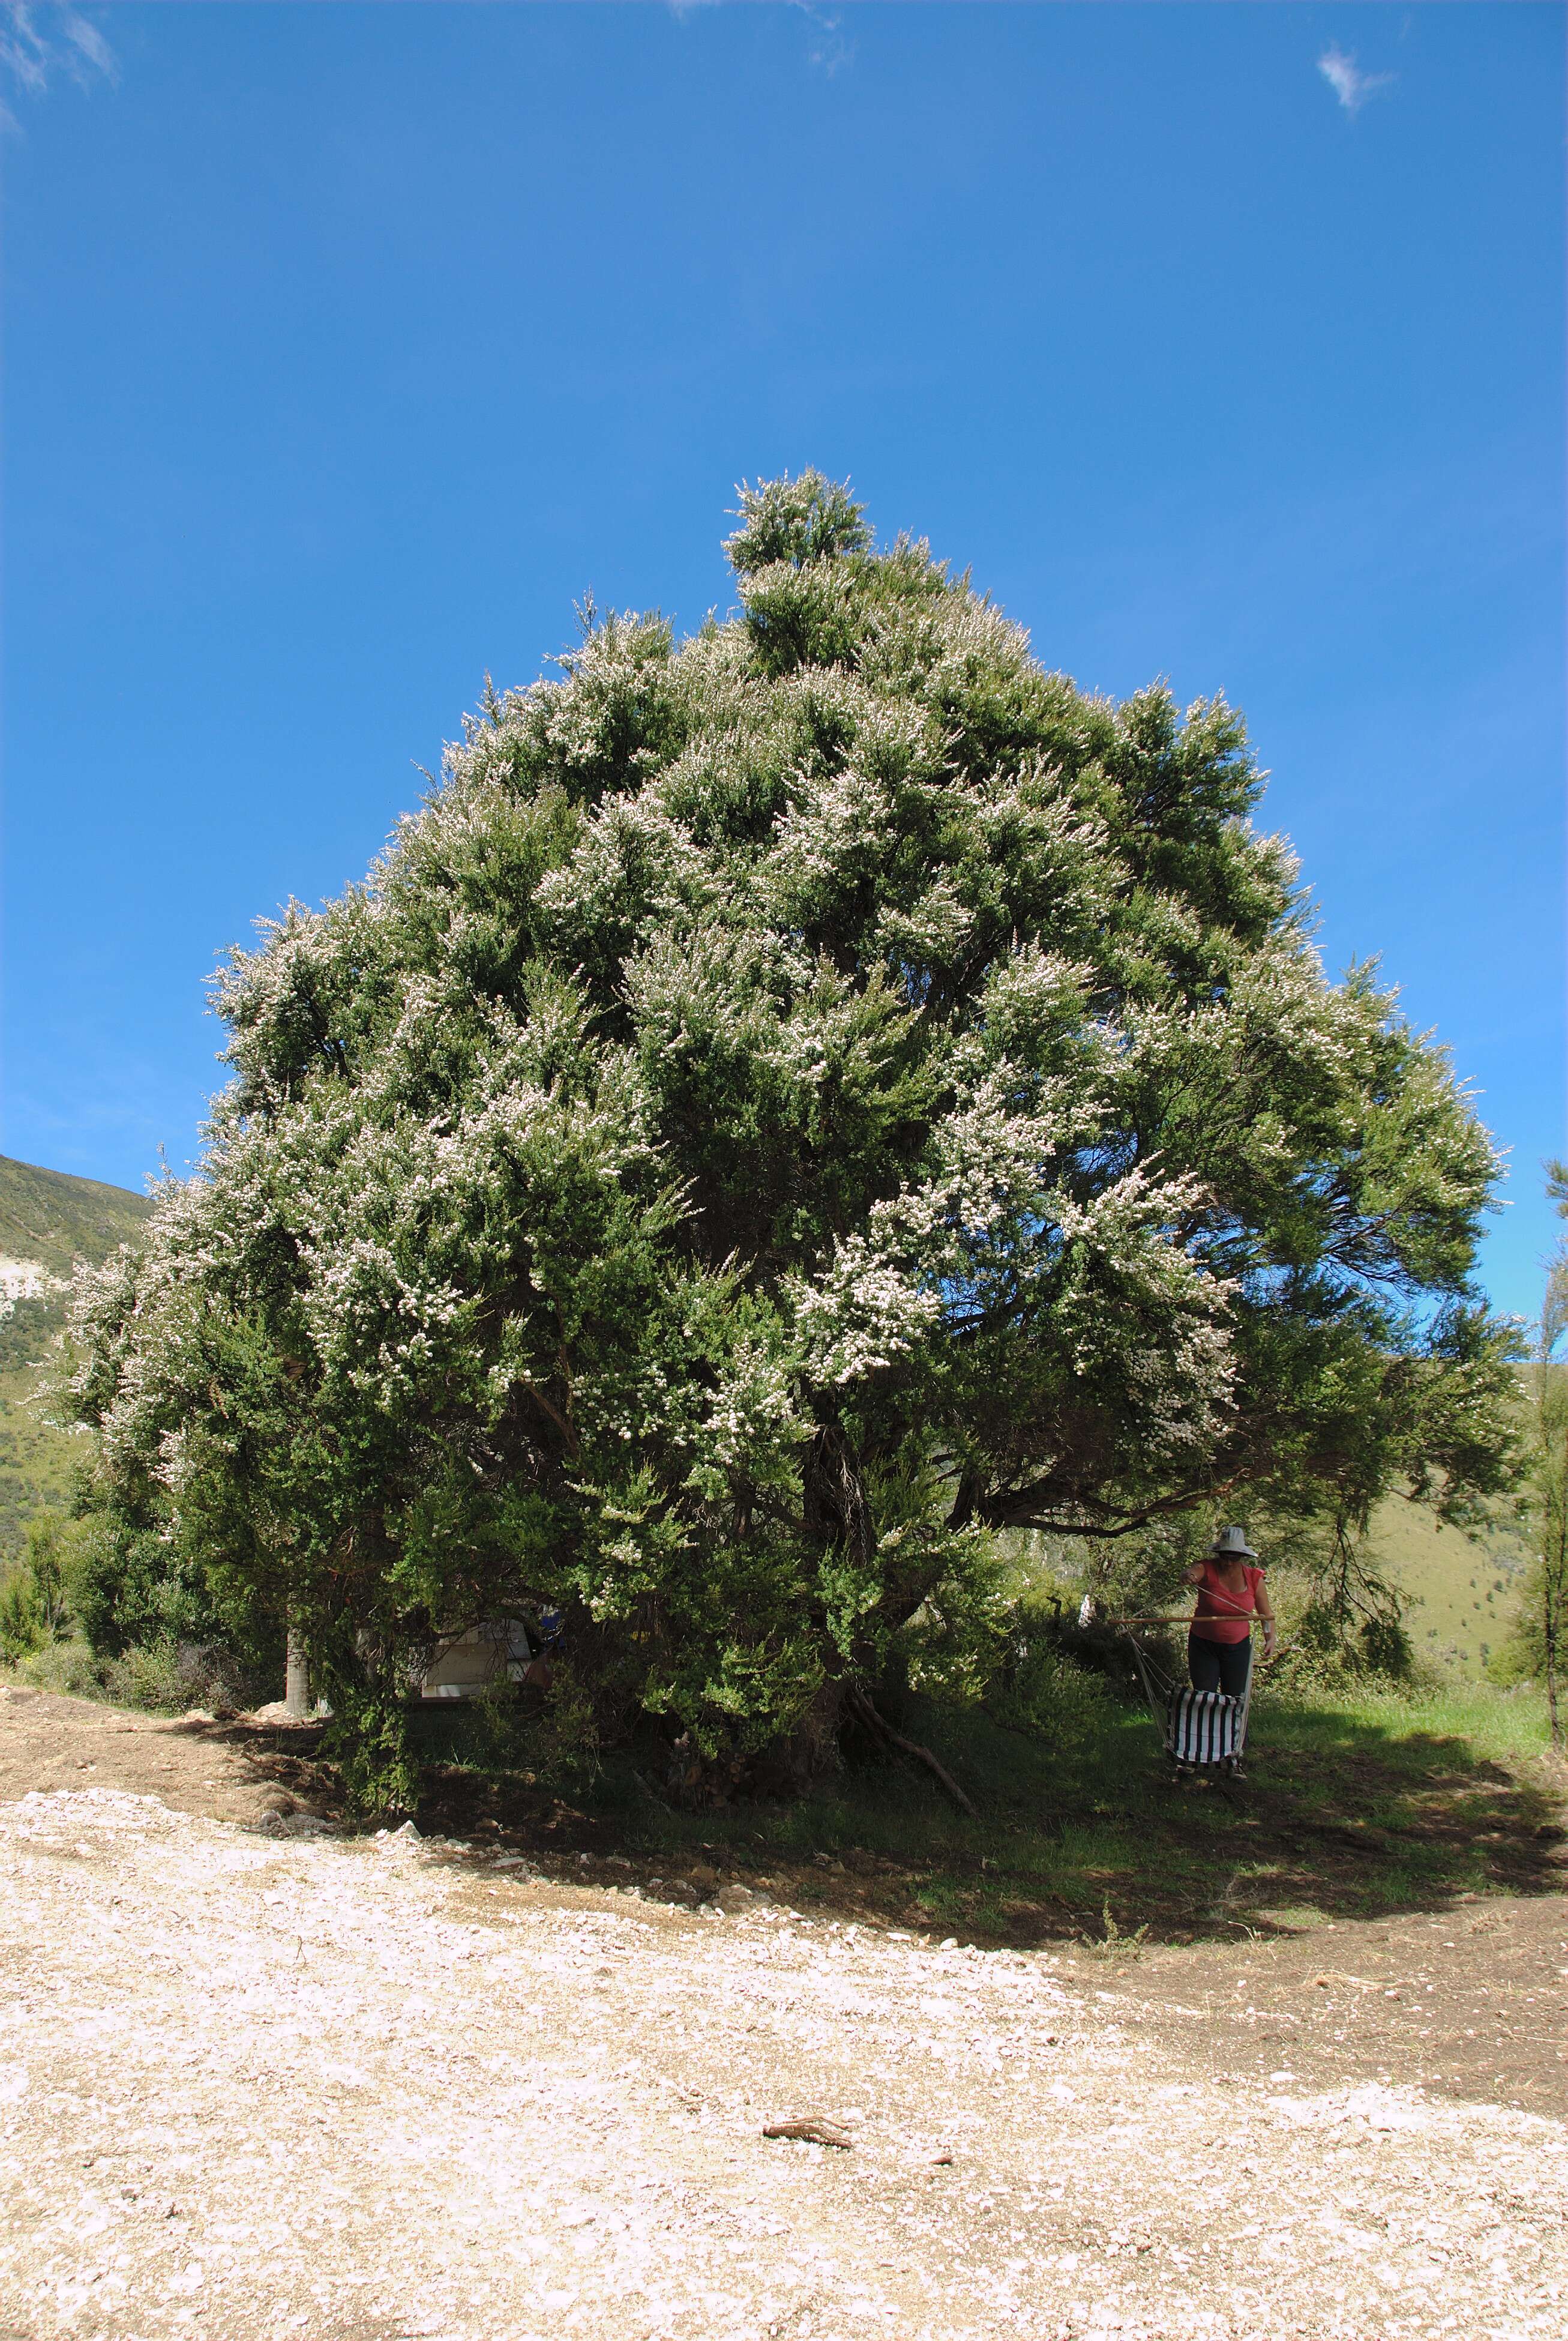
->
xmin=1165 ymin=1686 xmax=1246 ymax=1766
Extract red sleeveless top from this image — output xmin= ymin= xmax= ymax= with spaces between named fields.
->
xmin=1191 ymin=1560 xmax=1263 ymax=1646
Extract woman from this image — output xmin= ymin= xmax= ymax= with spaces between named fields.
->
xmin=1183 ymin=1525 xmax=1276 ymax=1708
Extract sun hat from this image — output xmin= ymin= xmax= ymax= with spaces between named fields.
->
xmin=1210 ymin=1524 xmax=1257 ymax=1559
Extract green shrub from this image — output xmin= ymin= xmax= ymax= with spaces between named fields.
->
xmin=65 ymin=1514 xmax=226 ymax=1657
xmin=1276 ymin=1595 xmax=1416 ymax=1687
xmin=0 ymin=1567 xmax=43 ymax=1662
xmin=322 ymin=1680 xmax=421 ymax=1813
xmin=52 ymin=1495 xmax=283 ymax=1707
xmin=896 ymin=1578 xmax=1120 ymax=1755
xmin=2 ymin=1636 xmax=107 ymax=1699
xmin=1 ymin=1629 xmax=269 ymax=1715
xmin=1357 ymin=1608 xmax=1416 ymax=1678
xmin=988 ymin=1633 xmax=1117 ymax=1755
xmin=97 ymin=1636 xmax=265 ymax=1716
xmin=0 ymin=1510 xmax=81 ymax=1660
xmin=430 ymin=1663 xmax=605 ymax=1798
xmin=1489 ymin=1553 xmax=1560 ymax=1692
xmin=898 ymin=1561 xmax=1015 ymax=1709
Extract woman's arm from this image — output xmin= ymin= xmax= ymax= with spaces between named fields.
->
xmin=1182 ymin=1563 xmax=1206 ymax=1589
xmin=1255 ymin=1575 xmax=1278 ymax=1656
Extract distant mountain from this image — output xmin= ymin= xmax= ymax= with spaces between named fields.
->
xmin=0 ymin=1156 xmax=154 ymax=1556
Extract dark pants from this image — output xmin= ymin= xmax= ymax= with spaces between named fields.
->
xmin=1188 ymin=1633 xmax=1252 ymax=1698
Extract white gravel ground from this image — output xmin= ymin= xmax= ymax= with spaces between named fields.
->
xmin=1 ymin=1786 xmax=1564 ymax=2341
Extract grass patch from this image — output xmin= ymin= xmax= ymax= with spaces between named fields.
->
xmin=409 ymin=1669 xmax=1566 ymax=1949
xmin=16 ymin=1634 xmax=1554 ymax=1945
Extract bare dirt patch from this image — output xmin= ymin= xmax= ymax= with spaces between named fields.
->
xmin=0 ymin=1683 xmax=341 ymax=1833
xmin=1084 ymin=1897 xmax=1568 ymax=2118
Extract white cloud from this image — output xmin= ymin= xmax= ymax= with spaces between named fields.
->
xmin=1318 ymin=43 xmax=1395 ymax=118
xmin=669 ymin=0 xmax=855 ymax=77
xmin=1 ymin=4 xmax=115 ymax=128
xmin=793 ymin=4 xmax=853 ymax=77
xmin=0 ymin=5 xmax=50 ymax=98
xmin=62 ymin=8 xmax=115 ymax=83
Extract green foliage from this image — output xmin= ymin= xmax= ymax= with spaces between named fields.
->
xmin=65 ymin=1513 xmax=205 ymax=1655
xmin=54 ymin=1483 xmax=280 ymax=1681
xmin=1489 ymin=1555 xmax=1554 ymax=1686
xmin=0 ymin=1626 xmax=267 ymax=1717
xmin=0 ymin=1510 xmax=79 ymax=1660
xmin=99 ymin=1637 xmax=199 ymax=1712
xmin=983 ymin=1612 xmax=1119 ymax=1752
xmin=527 ymin=1661 xmax=604 ymax=1790
xmin=1266 ymin=1512 xmax=1417 ymax=1684
xmin=0 ymin=1501 xmax=274 ymax=1714
xmin=422 ymin=1668 xmax=591 ymax=1791
xmin=1 ymin=1636 xmax=106 ymax=1701
xmin=68 ymin=472 xmax=1520 ymax=1789
xmin=1498 ymin=1167 xmax=1568 ymax=1741
xmin=892 ymin=1557 xmax=1117 ymax=1753
xmin=1086 ymin=1894 xmax=1150 ymax=1961
xmin=1284 ymin=1595 xmax=1416 ymax=1686
xmin=0 ymin=1568 xmax=41 ymax=1662
xmin=322 ymin=1680 xmax=421 ymax=1815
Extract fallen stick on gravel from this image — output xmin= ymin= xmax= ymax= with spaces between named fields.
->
xmin=762 ymin=2117 xmax=853 ymax=2149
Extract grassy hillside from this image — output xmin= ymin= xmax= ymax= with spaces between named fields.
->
xmin=1009 ymin=1482 xmax=1534 ymax=1686
xmin=0 ymin=1154 xmax=154 ymax=1279
xmin=0 ymin=1155 xmax=153 ymax=1558
xmin=1363 ymin=1495 xmax=1531 ymax=1677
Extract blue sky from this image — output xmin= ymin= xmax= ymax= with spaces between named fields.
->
xmin=3 ymin=2 xmax=1561 ymax=1318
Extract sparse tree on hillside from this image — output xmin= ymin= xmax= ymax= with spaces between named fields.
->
xmin=70 ymin=473 xmax=1520 ymax=1801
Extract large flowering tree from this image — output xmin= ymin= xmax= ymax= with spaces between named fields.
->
xmin=73 ymin=474 xmax=1516 ymax=1793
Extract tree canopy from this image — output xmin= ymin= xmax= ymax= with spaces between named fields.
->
xmin=72 ymin=472 xmax=1519 ymax=1794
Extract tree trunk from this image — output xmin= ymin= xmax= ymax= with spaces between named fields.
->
xmin=1545 ymin=1577 xmax=1562 ymax=1751
xmin=283 ymin=1622 xmax=311 ymax=1720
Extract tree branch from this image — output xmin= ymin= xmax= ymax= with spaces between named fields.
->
xmin=847 ymin=1687 xmax=979 ymax=1819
